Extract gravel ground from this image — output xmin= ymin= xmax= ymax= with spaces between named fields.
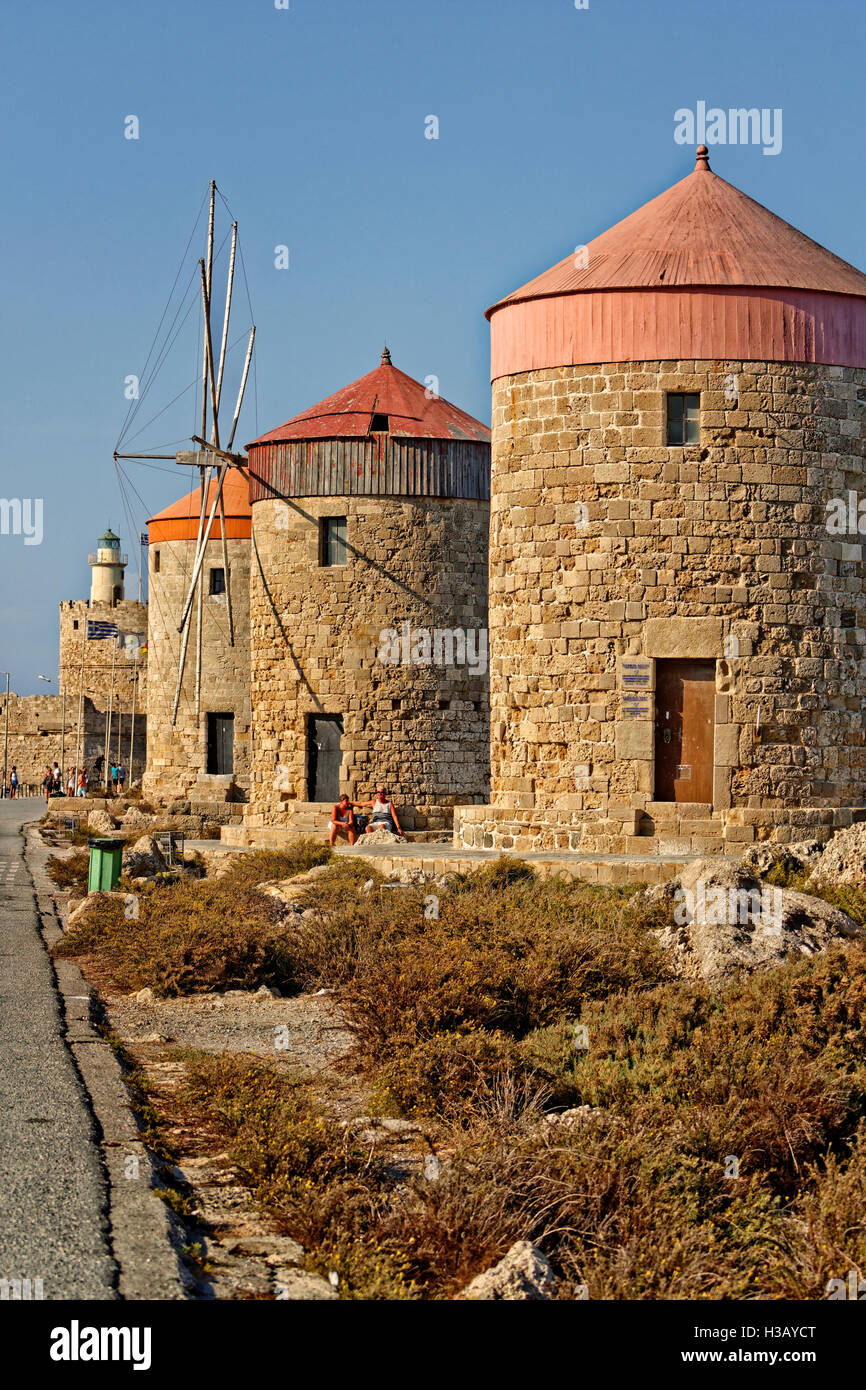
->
xmin=106 ymin=988 xmax=353 ymax=1067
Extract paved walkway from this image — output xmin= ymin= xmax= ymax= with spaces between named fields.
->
xmin=0 ymin=798 xmax=116 ymax=1298
xmin=189 ymin=837 xmax=704 ymax=866
xmin=188 ymin=834 xmax=723 ymax=885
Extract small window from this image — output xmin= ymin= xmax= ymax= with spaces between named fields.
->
xmin=73 ymin=620 xmax=79 ymax=630
xmin=153 ymin=550 xmax=161 ymax=573
xmin=369 ymin=413 xmax=389 ymax=432
xmin=667 ymin=392 xmax=700 ymax=445
xmin=209 ymin=567 xmax=226 ymax=595
xmin=320 ymin=516 xmax=347 ymax=567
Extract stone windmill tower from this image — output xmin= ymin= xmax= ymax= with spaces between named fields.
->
xmin=456 ymin=147 xmax=866 ymax=857
xmin=143 ymin=470 xmax=252 ymax=805
xmin=243 ymin=350 xmax=491 ymax=836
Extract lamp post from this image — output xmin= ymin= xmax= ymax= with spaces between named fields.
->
xmin=37 ymin=676 xmax=62 ymax=792
xmin=1 ymin=672 xmax=9 ymax=800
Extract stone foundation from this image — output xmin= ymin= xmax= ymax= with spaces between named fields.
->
xmin=454 ymin=803 xmax=864 ymax=855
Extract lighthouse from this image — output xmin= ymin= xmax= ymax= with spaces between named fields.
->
xmin=88 ymin=527 xmax=127 ymax=605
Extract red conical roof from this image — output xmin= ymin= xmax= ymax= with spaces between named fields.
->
xmin=247 ymin=350 xmax=490 ymax=446
xmin=489 ymin=147 xmax=866 ymax=317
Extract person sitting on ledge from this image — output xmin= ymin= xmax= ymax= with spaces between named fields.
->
xmin=358 ymin=787 xmax=403 ymax=838
xmin=329 ymin=793 xmax=360 ymax=847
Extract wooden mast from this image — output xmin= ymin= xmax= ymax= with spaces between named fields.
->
xmin=170 ymin=187 xmax=255 ymax=723
xmin=195 ymin=180 xmax=217 ymax=722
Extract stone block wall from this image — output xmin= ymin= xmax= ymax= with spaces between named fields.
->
xmin=142 ymin=535 xmax=251 ymax=803
xmin=59 ymin=599 xmax=148 ymax=710
xmin=247 ymin=494 xmax=489 ymax=829
xmin=0 ymin=694 xmax=140 ymax=791
xmin=456 ymin=359 xmax=866 ymax=853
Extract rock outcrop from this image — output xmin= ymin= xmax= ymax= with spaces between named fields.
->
xmin=740 ymin=839 xmax=825 ymax=880
xmin=457 ymin=1241 xmax=555 ymax=1301
xmin=648 ymin=857 xmax=861 ymax=985
xmin=122 ymin=835 xmax=167 ymax=880
xmin=806 ymin=822 xmax=866 ymax=889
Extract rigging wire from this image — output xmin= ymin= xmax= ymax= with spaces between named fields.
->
xmin=113 ymin=461 xmax=203 ymax=720
xmin=118 ymin=270 xmax=201 ymax=447
xmin=115 ymin=186 xmax=208 ymax=449
xmin=121 ymin=329 xmax=254 ymax=450
xmin=117 ymin=216 xmax=234 ymax=451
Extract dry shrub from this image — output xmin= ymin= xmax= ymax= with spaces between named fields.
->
xmin=336 ymin=867 xmax=672 ymax=1114
xmin=217 ymin=841 xmax=330 ymax=887
xmin=180 ymin=1055 xmax=416 ymax=1299
xmin=524 ymin=942 xmax=866 ymax=1190
xmin=123 ymin=854 xmax=866 ymax=1300
xmin=47 ymin=850 xmax=90 ymax=894
xmin=53 ymin=841 xmax=330 ymax=996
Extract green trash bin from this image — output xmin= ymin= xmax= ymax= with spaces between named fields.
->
xmin=87 ymin=838 xmax=124 ymax=892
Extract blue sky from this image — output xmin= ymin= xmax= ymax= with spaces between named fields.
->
xmin=1 ymin=0 xmax=864 ymax=692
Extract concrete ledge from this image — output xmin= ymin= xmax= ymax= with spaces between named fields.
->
xmin=334 ymin=842 xmax=707 ymax=886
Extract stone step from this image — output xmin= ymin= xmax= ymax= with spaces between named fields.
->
xmin=645 ymin=801 xmax=714 ymax=818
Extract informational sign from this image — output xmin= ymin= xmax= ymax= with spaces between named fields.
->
xmin=622 ymin=691 xmax=653 ymax=720
xmin=620 ymin=658 xmax=653 ymax=690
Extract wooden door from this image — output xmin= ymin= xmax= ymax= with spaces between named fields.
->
xmin=206 ymin=713 xmax=234 ymax=775
xmin=654 ymin=660 xmax=715 ymax=802
xmin=308 ymin=715 xmax=343 ymax=802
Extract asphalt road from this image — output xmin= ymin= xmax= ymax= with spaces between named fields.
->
xmin=0 ymin=797 xmax=115 ymax=1298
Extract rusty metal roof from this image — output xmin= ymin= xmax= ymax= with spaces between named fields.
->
xmin=488 ymin=147 xmax=866 ymax=318
xmin=247 ymin=350 xmax=491 ymax=447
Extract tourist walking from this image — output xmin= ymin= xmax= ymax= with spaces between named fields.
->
xmin=43 ymin=767 xmax=54 ymax=806
xmin=9 ymin=767 xmax=18 ymax=800
xmin=117 ymin=764 xmax=126 ymax=792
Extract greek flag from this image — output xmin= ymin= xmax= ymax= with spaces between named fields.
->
xmin=87 ymin=620 xmax=119 ymax=640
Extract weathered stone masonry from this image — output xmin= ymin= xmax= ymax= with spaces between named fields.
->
xmin=247 ymin=492 xmax=489 ymax=829
xmin=456 ymin=359 xmax=866 ymax=854
xmin=143 ymin=518 xmax=251 ymax=805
